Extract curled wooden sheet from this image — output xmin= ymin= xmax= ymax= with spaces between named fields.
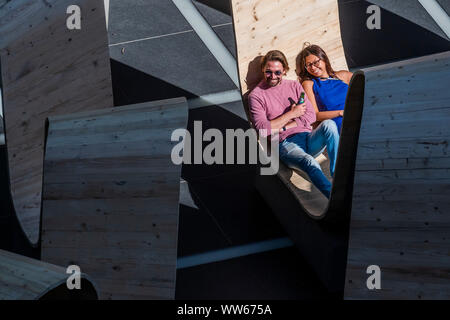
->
xmin=231 ymin=0 xmax=363 ymax=222
xmin=231 ymin=0 xmax=347 ymax=95
xmin=0 ymin=249 xmax=98 ymax=300
xmin=345 ymin=51 xmax=450 ymax=300
xmin=0 ymin=0 xmax=113 ymax=245
xmin=41 ymin=98 xmax=188 ymax=300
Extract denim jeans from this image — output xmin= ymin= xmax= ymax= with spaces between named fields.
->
xmin=279 ymin=120 xmax=339 ymax=198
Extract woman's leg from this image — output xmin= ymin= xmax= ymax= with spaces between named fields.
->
xmin=307 ymin=120 xmax=339 ymax=177
xmin=279 ymin=133 xmax=332 ymax=198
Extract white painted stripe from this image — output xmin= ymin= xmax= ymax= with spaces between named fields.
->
xmin=210 ymin=22 xmax=232 ymax=28
xmin=171 ymin=0 xmax=240 ymax=88
xmin=187 ymin=90 xmax=242 ymax=109
xmin=109 ymin=29 xmax=195 ymax=47
xmin=104 ymin=0 xmax=109 ymax=30
xmin=108 ymin=23 xmax=233 ymax=47
xmin=418 ymin=0 xmax=450 ymax=39
xmin=177 ymin=237 xmax=294 ymax=269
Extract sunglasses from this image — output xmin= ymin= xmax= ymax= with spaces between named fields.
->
xmin=264 ymin=70 xmax=283 ymax=76
xmin=305 ymin=59 xmax=321 ymax=70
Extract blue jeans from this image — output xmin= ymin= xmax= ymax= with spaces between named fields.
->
xmin=279 ymin=120 xmax=339 ymax=198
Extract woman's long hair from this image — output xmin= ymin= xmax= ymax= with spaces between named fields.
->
xmin=296 ymin=43 xmax=336 ymax=82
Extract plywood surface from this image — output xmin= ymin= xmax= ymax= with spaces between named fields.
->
xmin=344 ymin=51 xmax=450 ymax=300
xmin=231 ymin=0 xmax=347 ymax=94
xmin=41 ymin=98 xmax=188 ymax=300
xmin=231 ymin=0 xmax=349 ymax=220
xmin=0 ymin=0 xmax=113 ymax=245
xmin=0 ymin=249 xmax=97 ymax=300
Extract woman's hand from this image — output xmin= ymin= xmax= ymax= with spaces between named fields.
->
xmin=339 ymin=110 xmax=344 ymax=117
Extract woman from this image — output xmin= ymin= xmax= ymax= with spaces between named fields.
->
xmin=296 ymin=44 xmax=353 ymax=133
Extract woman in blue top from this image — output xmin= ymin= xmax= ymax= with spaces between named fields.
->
xmin=296 ymin=44 xmax=353 ymax=133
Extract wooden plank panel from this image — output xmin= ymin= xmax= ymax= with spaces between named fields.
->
xmin=0 ymin=249 xmax=97 ymax=300
xmin=231 ymin=0 xmax=351 ymax=220
xmin=41 ymin=98 xmax=188 ymax=300
xmin=231 ymin=1 xmax=368 ymax=292
xmin=344 ymin=52 xmax=450 ymax=300
xmin=0 ymin=0 xmax=113 ymax=245
xmin=231 ymin=0 xmax=347 ymax=94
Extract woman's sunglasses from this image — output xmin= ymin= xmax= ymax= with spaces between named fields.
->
xmin=305 ymin=59 xmax=321 ymax=70
xmin=264 ymin=70 xmax=283 ymax=76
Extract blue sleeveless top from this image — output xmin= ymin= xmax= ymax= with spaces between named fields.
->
xmin=312 ymin=77 xmax=348 ymax=133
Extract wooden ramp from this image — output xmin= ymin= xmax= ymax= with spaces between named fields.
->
xmin=0 ymin=0 xmax=113 ymax=245
xmin=41 ymin=98 xmax=188 ymax=299
xmin=231 ymin=0 xmax=364 ymax=291
xmin=0 ymin=249 xmax=97 ymax=300
xmin=231 ymin=0 xmax=357 ymax=222
xmin=344 ymin=51 xmax=450 ymax=300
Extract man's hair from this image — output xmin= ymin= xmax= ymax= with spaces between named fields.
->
xmin=260 ymin=50 xmax=290 ymax=73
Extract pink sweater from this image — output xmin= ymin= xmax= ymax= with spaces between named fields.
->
xmin=248 ymin=79 xmax=316 ymax=142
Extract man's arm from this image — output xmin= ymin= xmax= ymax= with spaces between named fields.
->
xmin=249 ymin=95 xmax=301 ymax=136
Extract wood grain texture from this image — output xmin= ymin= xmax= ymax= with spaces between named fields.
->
xmin=41 ymin=98 xmax=188 ymax=300
xmin=231 ymin=0 xmax=365 ymax=291
xmin=231 ymin=0 xmax=351 ymax=220
xmin=0 ymin=0 xmax=113 ymax=245
xmin=344 ymin=51 xmax=450 ymax=300
xmin=231 ymin=0 xmax=347 ymax=94
xmin=0 ymin=249 xmax=97 ymax=300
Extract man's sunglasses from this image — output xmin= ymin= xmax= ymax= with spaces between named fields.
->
xmin=264 ymin=70 xmax=283 ymax=76
xmin=305 ymin=59 xmax=321 ymax=70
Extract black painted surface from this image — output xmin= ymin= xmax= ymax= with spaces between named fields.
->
xmin=0 ymin=145 xmax=39 ymax=258
xmin=110 ymin=59 xmax=196 ymax=106
xmin=339 ymin=0 xmax=450 ymax=68
xmin=176 ymin=247 xmax=339 ymax=300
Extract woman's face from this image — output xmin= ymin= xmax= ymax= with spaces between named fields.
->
xmin=305 ymin=54 xmax=327 ymax=78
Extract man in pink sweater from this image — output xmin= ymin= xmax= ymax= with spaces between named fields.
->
xmin=248 ymin=50 xmax=339 ymax=198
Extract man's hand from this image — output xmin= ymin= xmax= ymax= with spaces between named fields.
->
xmin=290 ymin=102 xmax=307 ymax=118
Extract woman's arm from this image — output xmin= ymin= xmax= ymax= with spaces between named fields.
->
xmin=302 ymin=80 xmax=343 ymax=122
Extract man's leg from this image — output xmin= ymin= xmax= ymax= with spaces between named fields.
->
xmin=307 ymin=120 xmax=339 ymax=177
xmin=279 ymin=134 xmax=332 ymax=198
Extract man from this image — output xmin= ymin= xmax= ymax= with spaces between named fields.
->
xmin=248 ymin=50 xmax=339 ymax=198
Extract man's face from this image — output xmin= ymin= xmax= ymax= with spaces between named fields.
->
xmin=263 ymin=60 xmax=284 ymax=87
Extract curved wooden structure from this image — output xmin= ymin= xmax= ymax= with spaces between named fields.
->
xmin=254 ymin=72 xmax=364 ymax=291
xmin=344 ymin=51 xmax=450 ymax=300
xmin=0 ymin=0 xmax=113 ymax=245
xmin=231 ymin=0 xmax=356 ymax=222
xmin=41 ymin=98 xmax=188 ymax=300
xmin=232 ymin=0 xmax=450 ymax=297
xmin=0 ymin=249 xmax=98 ymax=300
xmin=231 ymin=0 xmax=348 ymax=94
xmin=231 ymin=0 xmax=364 ymax=291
